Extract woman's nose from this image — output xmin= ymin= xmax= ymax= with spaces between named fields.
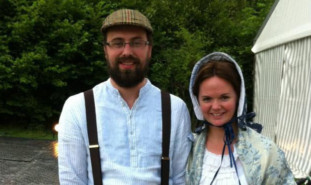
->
xmin=211 ymin=100 xmax=221 ymax=110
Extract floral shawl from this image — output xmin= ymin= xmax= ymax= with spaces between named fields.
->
xmin=186 ymin=127 xmax=296 ymax=185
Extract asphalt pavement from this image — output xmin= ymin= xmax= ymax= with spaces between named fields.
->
xmin=0 ymin=137 xmax=59 ymax=185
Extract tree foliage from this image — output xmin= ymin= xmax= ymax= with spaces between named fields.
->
xmin=0 ymin=0 xmax=274 ymax=128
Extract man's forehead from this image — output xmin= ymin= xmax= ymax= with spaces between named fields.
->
xmin=106 ymin=26 xmax=148 ymax=39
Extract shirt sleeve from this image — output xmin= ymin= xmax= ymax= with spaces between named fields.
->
xmin=170 ymin=97 xmax=193 ymax=185
xmin=58 ymin=95 xmax=88 ymax=185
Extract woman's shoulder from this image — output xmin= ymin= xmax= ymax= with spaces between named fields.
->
xmin=236 ymin=127 xmax=295 ymax=184
xmin=238 ymin=127 xmax=277 ymax=150
xmin=236 ymin=127 xmax=284 ymax=167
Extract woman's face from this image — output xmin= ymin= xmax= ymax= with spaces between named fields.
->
xmin=198 ymin=76 xmax=238 ymax=126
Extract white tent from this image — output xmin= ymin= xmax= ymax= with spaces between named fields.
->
xmin=252 ymin=0 xmax=311 ymax=178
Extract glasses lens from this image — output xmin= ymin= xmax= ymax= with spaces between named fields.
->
xmin=111 ymin=41 xmax=124 ymax=48
xmin=131 ymin=40 xmax=144 ymax=48
xmin=107 ymin=40 xmax=148 ymax=49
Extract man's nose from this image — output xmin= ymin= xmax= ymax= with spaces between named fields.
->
xmin=120 ymin=43 xmax=134 ymax=56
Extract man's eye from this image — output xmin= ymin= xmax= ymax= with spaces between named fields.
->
xmin=132 ymin=41 xmax=143 ymax=47
xmin=112 ymin=42 xmax=124 ymax=47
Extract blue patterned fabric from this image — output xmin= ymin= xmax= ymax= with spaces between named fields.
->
xmin=186 ymin=127 xmax=296 ymax=185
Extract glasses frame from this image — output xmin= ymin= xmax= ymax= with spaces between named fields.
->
xmin=104 ymin=40 xmax=150 ymax=50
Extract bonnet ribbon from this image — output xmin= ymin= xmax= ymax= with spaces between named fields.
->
xmin=202 ymin=118 xmax=241 ymax=185
xmin=194 ymin=112 xmax=260 ymax=184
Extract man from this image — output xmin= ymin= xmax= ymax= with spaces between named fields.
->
xmin=58 ymin=9 xmax=192 ymax=185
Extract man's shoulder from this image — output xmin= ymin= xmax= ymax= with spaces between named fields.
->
xmin=65 ymin=91 xmax=84 ymax=106
xmin=163 ymin=93 xmax=188 ymax=112
xmin=148 ymin=82 xmax=187 ymax=107
xmin=64 ymin=81 xmax=106 ymax=106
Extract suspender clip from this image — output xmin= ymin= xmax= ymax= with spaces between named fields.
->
xmin=89 ymin=144 xmax=99 ymax=149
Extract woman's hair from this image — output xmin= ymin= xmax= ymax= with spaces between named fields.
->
xmin=192 ymin=60 xmax=241 ymax=100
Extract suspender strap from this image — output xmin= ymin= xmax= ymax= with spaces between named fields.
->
xmin=84 ymin=89 xmax=103 ymax=185
xmin=161 ymin=91 xmax=171 ymax=185
xmin=84 ymin=89 xmax=170 ymax=185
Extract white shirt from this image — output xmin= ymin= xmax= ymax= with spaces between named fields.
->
xmin=199 ymin=145 xmax=248 ymax=185
xmin=58 ymin=79 xmax=193 ymax=185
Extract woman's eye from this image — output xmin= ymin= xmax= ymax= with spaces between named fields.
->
xmin=202 ymin=97 xmax=211 ymax=102
xmin=221 ymin=96 xmax=229 ymax=100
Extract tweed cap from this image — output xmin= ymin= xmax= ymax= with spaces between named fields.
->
xmin=101 ymin=9 xmax=153 ymax=33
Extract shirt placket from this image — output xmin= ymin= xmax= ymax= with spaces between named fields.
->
xmin=128 ymin=110 xmax=138 ymax=167
xmin=117 ymin=91 xmax=139 ymax=168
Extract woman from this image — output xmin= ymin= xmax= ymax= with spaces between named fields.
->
xmin=187 ymin=52 xmax=296 ymax=185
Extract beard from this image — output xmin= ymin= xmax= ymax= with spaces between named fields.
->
xmin=107 ymin=55 xmax=150 ymax=88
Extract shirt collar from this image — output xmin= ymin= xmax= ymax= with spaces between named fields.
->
xmin=106 ymin=78 xmax=152 ymax=97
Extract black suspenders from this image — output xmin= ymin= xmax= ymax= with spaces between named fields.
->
xmin=84 ymin=89 xmax=171 ymax=185
xmin=84 ymin=90 xmax=103 ymax=185
xmin=161 ymin=91 xmax=171 ymax=185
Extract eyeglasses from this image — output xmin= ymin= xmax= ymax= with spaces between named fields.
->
xmin=104 ymin=40 xmax=150 ymax=50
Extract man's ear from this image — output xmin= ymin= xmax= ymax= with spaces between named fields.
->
xmin=103 ymin=46 xmax=108 ymax=59
xmin=147 ymin=45 xmax=152 ymax=59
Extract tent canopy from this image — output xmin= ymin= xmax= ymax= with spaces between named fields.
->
xmin=252 ymin=0 xmax=311 ymax=53
xmin=251 ymin=0 xmax=311 ymax=178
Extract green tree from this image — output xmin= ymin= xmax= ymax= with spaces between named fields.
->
xmin=0 ymin=0 xmax=119 ymax=128
xmin=144 ymin=0 xmax=274 ymax=112
xmin=0 ymin=0 xmax=275 ymax=129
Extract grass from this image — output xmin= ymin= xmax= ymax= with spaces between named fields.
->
xmin=0 ymin=123 xmax=57 ymax=140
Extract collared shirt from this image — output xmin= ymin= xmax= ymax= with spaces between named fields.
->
xmin=58 ymin=79 xmax=192 ymax=185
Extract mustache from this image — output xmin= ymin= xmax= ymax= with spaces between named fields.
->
xmin=116 ymin=56 xmax=140 ymax=64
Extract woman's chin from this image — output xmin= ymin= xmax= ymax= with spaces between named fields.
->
xmin=208 ymin=119 xmax=230 ymax=127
